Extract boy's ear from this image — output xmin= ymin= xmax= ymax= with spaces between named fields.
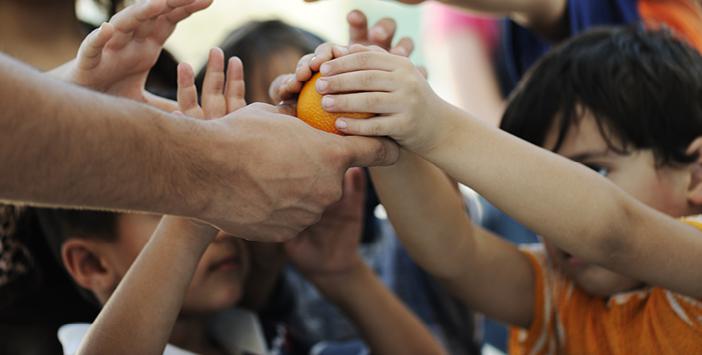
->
xmin=686 ymin=137 xmax=702 ymax=206
xmin=61 ymin=239 xmax=119 ymax=302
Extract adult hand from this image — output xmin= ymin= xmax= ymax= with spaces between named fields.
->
xmin=192 ymin=103 xmax=398 ymax=241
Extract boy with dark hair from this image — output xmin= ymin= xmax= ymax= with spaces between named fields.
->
xmin=42 ymin=49 xmax=445 ymax=355
xmin=292 ymin=26 xmax=702 ymax=353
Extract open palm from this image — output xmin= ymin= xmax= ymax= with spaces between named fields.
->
xmin=63 ymin=0 xmax=212 ymax=102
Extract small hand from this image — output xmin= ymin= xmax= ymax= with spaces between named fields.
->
xmin=315 ymin=45 xmax=449 ymax=154
xmin=284 ymin=168 xmax=366 ymax=279
xmin=53 ymin=0 xmax=212 ymax=108
xmin=269 ymin=9 xmax=414 ymax=107
xmin=176 ymin=48 xmax=246 ymax=119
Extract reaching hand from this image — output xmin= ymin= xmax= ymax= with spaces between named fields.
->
xmin=177 ymin=48 xmax=247 ymax=119
xmin=285 ymin=168 xmax=366 ymax=279
xmin=269 ymin=9 xmax=415 ymax=107
xmin=312 ymin=45 xmax=449 ymax=154
xmin=52 ymin=0 xmax=212 ymax=110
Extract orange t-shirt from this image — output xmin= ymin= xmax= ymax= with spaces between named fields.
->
xmin=509 ymin=217 xmax=702 ymax=355
xmin=639 ymin=0 xmax=702 ymax=53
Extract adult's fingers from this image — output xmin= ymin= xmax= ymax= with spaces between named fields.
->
xmin=339 ymin=135 xmax=400 ymax=167
xmin=336 ymin=116 xmax=396 ymax=138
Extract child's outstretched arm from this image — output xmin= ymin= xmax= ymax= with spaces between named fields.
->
xmin=50 ymin=0 xmax=213 ymax=111
xmin=76 ymin=50 xmax=249 ymax=355
xmin=77 ymin=217 xmax=219 ymax=355
xmin=318 ymin=46 xmax=702 ymax=300
xmin=285 ymin=168 xmax=446 ymax=355
xmin=304 ymin=0 xmax=566 ymax=38
xmin=370 ymin=151 xmax=536 ymax=327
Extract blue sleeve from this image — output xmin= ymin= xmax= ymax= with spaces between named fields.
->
xmin=500 ymin=0 xmax=640 ymax=93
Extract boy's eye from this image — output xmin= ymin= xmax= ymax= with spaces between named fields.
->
xmin=585 ymin=164 xmax=609 ymax=177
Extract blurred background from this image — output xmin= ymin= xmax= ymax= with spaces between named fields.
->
xmin=77 ymin=0 xmax=426 ymax=68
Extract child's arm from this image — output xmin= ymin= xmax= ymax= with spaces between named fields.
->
xmin=370 ymin=151 xmax=535 ymax=327
xmin=285 ymin=168 xmax=446 ymax=355
xmin=77 ymin=48 xmax=250 ymax=355
xmin=319 ymin=46 xmax=702 ymax=299
xmin=77 ymin=217 xmax=218 ymax=355
xmin=304 ymin=0 xmax=566 ymax=38
xmin=50 ymin=0 xmax=212 ymax=111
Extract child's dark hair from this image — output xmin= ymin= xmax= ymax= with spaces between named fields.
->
xmin=500 ymin=26 xmax=702 ymax=166
xmin=195 ymin=19 xmax=324 ymax=103
xmin=31 ymin=209 xmax=119 ymax=305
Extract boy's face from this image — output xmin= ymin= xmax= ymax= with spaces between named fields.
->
xmin=542 ymin=111 xmax=693 ymax=296
xmin=104 ymin=214 xmax=250 ymax=314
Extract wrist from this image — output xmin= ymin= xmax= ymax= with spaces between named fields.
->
xmin=307 ymin=262 xmax=372 ymax=301
xmin=157 ymin=216 xmax=219 ymax=256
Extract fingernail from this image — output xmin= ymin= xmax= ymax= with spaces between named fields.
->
xmin=316 ymin=78 xmax=328 ymax=92
xmin=322 ymin=96 xmax=334 ymax=108
xmin=320 ymin=64 xmax=331 ymax=75
xmin=336 ymin=119 xmax=348 ymax=129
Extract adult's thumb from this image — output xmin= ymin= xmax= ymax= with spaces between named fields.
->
xmin=341 ymin=136 xmax=399 ymax=168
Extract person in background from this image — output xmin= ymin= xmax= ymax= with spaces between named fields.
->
xmin=213 ymin=17 xmax=478 ymax=355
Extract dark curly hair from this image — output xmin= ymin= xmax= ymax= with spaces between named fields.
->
xmin=500 ymin=26 xmax=702 ymax=167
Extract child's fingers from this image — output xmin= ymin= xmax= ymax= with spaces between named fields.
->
xmin=110 ymin=0 xmax=166 ymax=33
xmin=225 ymin=57 xmax=247 ymax=113
xmin=347 ymin=10 xmax=369 ymax=45
xmin=165 ymin=0 xmax=213 ymax=23
xmin=202 ymin=48 xmax=226 ymax=96
xmin=295 ymin=53 xmax=316 ymax=82
xmin=322 ymin=92 xmax=400 ymax=114
xmin=269 ymin=74 xmax=294 ymax=103
xmin=368 ymin=17 xmax=397 ymax=50
xmin=343 ymin=167 xmax=367 ymax=206
xmin=310 ymin=43 xmax=348 ymax=72
xmin=319 ymin=52 xmax=404 ymax=76
xmin=315 ymin=70 xmax=396 ymax=95
xmin=176 ymin=63 xmax=203 ymax=118
xmin=201 ymin=48 xmax=227 ymax=117
xmin=390 ymin=37 xmax=415 ymax=57
xmin=335 ymin=116 xmax=395 ymax=137
xmin=76 ymin=23 xmax=115 ymax=70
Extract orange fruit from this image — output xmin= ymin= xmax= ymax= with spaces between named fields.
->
xmin=296 ymin=73 xmax=373 ymax=134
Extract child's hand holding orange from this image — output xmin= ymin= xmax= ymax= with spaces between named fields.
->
xmin=316 ymin=45 xmax=454 ymax=154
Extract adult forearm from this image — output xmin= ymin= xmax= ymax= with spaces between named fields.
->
xmin=0 ymin=54 xmax=208 ymax=217
xmin=311 ymin=264 xmax=445 ymax=355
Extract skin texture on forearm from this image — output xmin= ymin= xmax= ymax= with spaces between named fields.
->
xmin=310 ymin=263 xmax=446 ymax=355
xmin=77 ymin=217 xmax=217 ymax=355
xmin=370 ymin=151 xmax=535 ymax=327
xmin=0 ymin=54 xmax=206 ymax=217
xmin=425 ymin=106 xmax=702 ymax=299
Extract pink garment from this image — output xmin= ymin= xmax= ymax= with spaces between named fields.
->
xmin=424 ymin=3 xmax=500 ymax=52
